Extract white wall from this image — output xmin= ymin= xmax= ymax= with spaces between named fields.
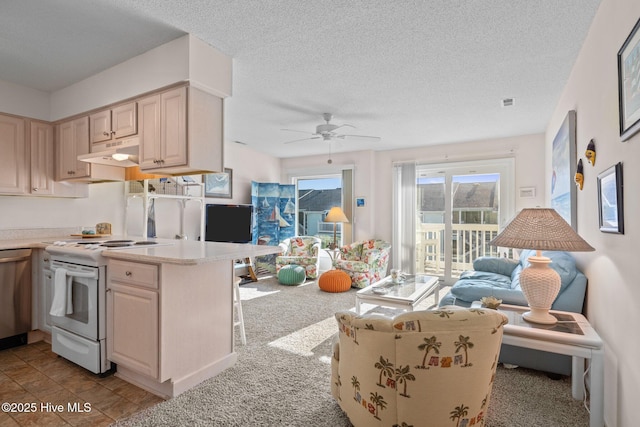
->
xmin=0 ymin=182 xmax=125 ymax=233
xmin=281 ymin=133 xmax=546 ymax=244
xmin=547 ymin=0 xmax=640 ymax=425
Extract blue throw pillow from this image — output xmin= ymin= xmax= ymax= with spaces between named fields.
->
xmin=473 ymin=257 xmax=519 ymax=277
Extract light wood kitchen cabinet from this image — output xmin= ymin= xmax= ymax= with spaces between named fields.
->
xmin=29 ymin=121 xmax=54 ymax=195
xmin=57 ymin=116 xmax=125 ymax=182
xmin=108 ymin=285 xmax=159 ymax=378
xmin=57 ymin=116 xmax=90 ymax=180
xmin=30 ymin=120 xmax=89 ymax=197
xmin=107 ymin=260 xmax=159 ymax=378
xmin=138 ymin=85 xmax=223 ymax=175
xmin=0 ymin=114 xmax=27 ymax=194
xmin=89 ymin=102 xmax=137 ymax=145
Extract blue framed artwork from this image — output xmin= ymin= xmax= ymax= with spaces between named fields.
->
xmin=597 ymin=162 xmax=624 ymax=234
xmin=550 ymin=110 xmax=577 ymax=229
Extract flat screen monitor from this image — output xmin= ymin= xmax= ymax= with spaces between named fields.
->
xmin=205 ymin=204 xmax=253 ymax=243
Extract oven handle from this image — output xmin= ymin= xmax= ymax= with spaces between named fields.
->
xmin=51 ymin=268 xmax=97 ymax=279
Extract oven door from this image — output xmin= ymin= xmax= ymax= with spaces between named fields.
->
xmin=49 ymin=261 xmax=102 ymax=341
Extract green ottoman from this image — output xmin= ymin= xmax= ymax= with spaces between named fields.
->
xmin=278 ymin=265 xmax=306 ymax=286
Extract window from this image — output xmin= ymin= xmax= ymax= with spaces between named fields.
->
xmin=393 ymin=159 xmax=514 ymax=285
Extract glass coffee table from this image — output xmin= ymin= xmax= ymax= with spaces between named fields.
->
xmin=355 ymin=274 xmax=439 ymax=314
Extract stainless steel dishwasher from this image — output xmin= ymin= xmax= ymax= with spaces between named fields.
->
xmin=0 ymin=248 xmax=32 ymax=350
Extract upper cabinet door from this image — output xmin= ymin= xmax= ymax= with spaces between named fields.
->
xmin=160 ymin=87 xmax=187 ymax=167
xmin=138 ymin=94 xmax=162 ymax=169
xmin=30 ymin=121 xmax=54 ymax=195
xmin=112 ymin=102 xmax=137 ymax=139
xmin=57 ymin=116 xmax=90 ymax=180
xmin=89 ymin=102 xmax=137 ymax=145
xmin=89 ymin=109 xmax=112 ymax=144
xmin=0 ymin=114 xmax=27 ymax=194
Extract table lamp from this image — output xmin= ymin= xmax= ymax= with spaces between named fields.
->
xmin=489 ymin=208 xmax=594 ymax=324
xmin=324 ymin=207 xmax=349 ymax=250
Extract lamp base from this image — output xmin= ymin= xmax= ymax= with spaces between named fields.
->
xmin=520 ymin=255 xmax=561 ymax=325
xmin=522 ymin=308 xmax=558 ymax=325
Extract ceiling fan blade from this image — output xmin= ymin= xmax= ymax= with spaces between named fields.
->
xmin=283 ymin=136 xmax=322 ymax=144
xmin=330 ymin=123 xmax=355 ymax=132
xmin=336 ymin=134 xmax=381 ymax=142
xmin=281 ymin=128 xmax=315 ymax=135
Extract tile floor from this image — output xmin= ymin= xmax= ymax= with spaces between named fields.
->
xmin=0 ymin=341 xmax=163 ymax=426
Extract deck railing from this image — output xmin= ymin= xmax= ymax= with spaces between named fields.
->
xmin=416 ymin=223 xmax=502 ymax=276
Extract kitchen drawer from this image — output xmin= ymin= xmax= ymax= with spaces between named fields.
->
xmin=109 ymin=260 xmax=158 ymax=289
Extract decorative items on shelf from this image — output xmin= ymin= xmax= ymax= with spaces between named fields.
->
xmin=585 ymin=139 xmax=596 ymax=166
xmin=575 ymin=159 xmax=584 ymax=190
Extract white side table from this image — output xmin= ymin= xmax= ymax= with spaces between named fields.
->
xmin=475 ymin=303 xmax=604 ymax=427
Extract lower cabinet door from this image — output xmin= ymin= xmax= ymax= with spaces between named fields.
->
xmin=107 ymin=282 xmax=159 ymax=378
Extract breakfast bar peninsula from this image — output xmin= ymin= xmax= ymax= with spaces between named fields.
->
xmin=101 ymin=240 xmax=280 ymax=398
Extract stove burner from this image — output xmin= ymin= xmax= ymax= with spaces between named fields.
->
xmin=101 ymin=241 xmax=135 ymax=248
xmin=134 ymin=241 xmax=158 ymax=246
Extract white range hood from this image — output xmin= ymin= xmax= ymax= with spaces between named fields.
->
xmin=78 ymin=137 xmax=140 ymax=167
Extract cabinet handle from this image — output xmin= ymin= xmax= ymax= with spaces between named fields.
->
xmin=111 ymin=130 xmax=116 ymax=135
xmin=33 ymin=187 xmax=38 ymax=191
xmin=103 ymin=131 xmax=110 ymax=136
xmin=125 ymin=271 xmax=132 ymax=276
xmin=106 ymin=288 xmax=111 ymax=293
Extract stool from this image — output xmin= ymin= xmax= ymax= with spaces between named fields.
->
xmin=318 ymin=270 xmax=352 ymax=293
xmin=277 ymin=265 xmax=306 ymax=286
xmin=233 ymin=277 xmax=246 ymax=345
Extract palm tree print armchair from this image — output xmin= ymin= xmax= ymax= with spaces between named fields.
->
xmin=331 ymin=307 xmax=507 ymax=427
xmin=334 ymin=239 xmax=391 ymax=288
xmin=276 ymin=236 xmax=322 ymax=279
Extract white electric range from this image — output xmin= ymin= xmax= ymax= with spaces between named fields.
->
xmin=44 ymin=239 xmax=173 ymax=374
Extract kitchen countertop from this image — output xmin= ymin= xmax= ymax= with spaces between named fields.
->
xmin=0 ymin=236 xmax=281 ymax=265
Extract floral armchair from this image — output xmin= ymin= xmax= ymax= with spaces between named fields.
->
xmin=276 ymin=236 xmax=322 ymax=279
xmin=334 ymin=239 xmax=391 ymax=288
xmin=331 ymin=307 xmax=508 ymax=427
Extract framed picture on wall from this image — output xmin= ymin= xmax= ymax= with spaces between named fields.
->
xmin=550 ymin=110 xmax=577 ymax=229
xmin=203 ymin=168 xmax=233 ymax=198
xmin=597 ymin=162 xmax=624 ymax=234
xmin=618 ymin=17 xmax=640 ymax=141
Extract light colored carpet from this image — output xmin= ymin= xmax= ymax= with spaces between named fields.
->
xmin=114 ymin=276 xmax=590 ymax=427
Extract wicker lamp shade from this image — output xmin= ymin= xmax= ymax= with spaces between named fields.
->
xmin=490 ymin=208 xmax=594 ymax=252
xmin=490 ymin=208 xmax=594 ymax=324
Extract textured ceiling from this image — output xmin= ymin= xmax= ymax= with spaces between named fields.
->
xmin=0 ymin=0 xmax=602 ymax=158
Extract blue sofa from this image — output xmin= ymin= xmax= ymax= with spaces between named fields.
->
xmin=439 ymin=250 xmax=587 ymax=375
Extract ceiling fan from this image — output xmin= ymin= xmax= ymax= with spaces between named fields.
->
xmin=281 ymin=113 xmax=381 ymax=144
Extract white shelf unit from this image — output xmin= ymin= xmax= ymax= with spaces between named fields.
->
xmin=124 ymin=179 xmax=205 ymax=239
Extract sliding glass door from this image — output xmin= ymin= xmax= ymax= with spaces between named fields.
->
xmin=394 ymin=159 xmax=514 ymax=285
